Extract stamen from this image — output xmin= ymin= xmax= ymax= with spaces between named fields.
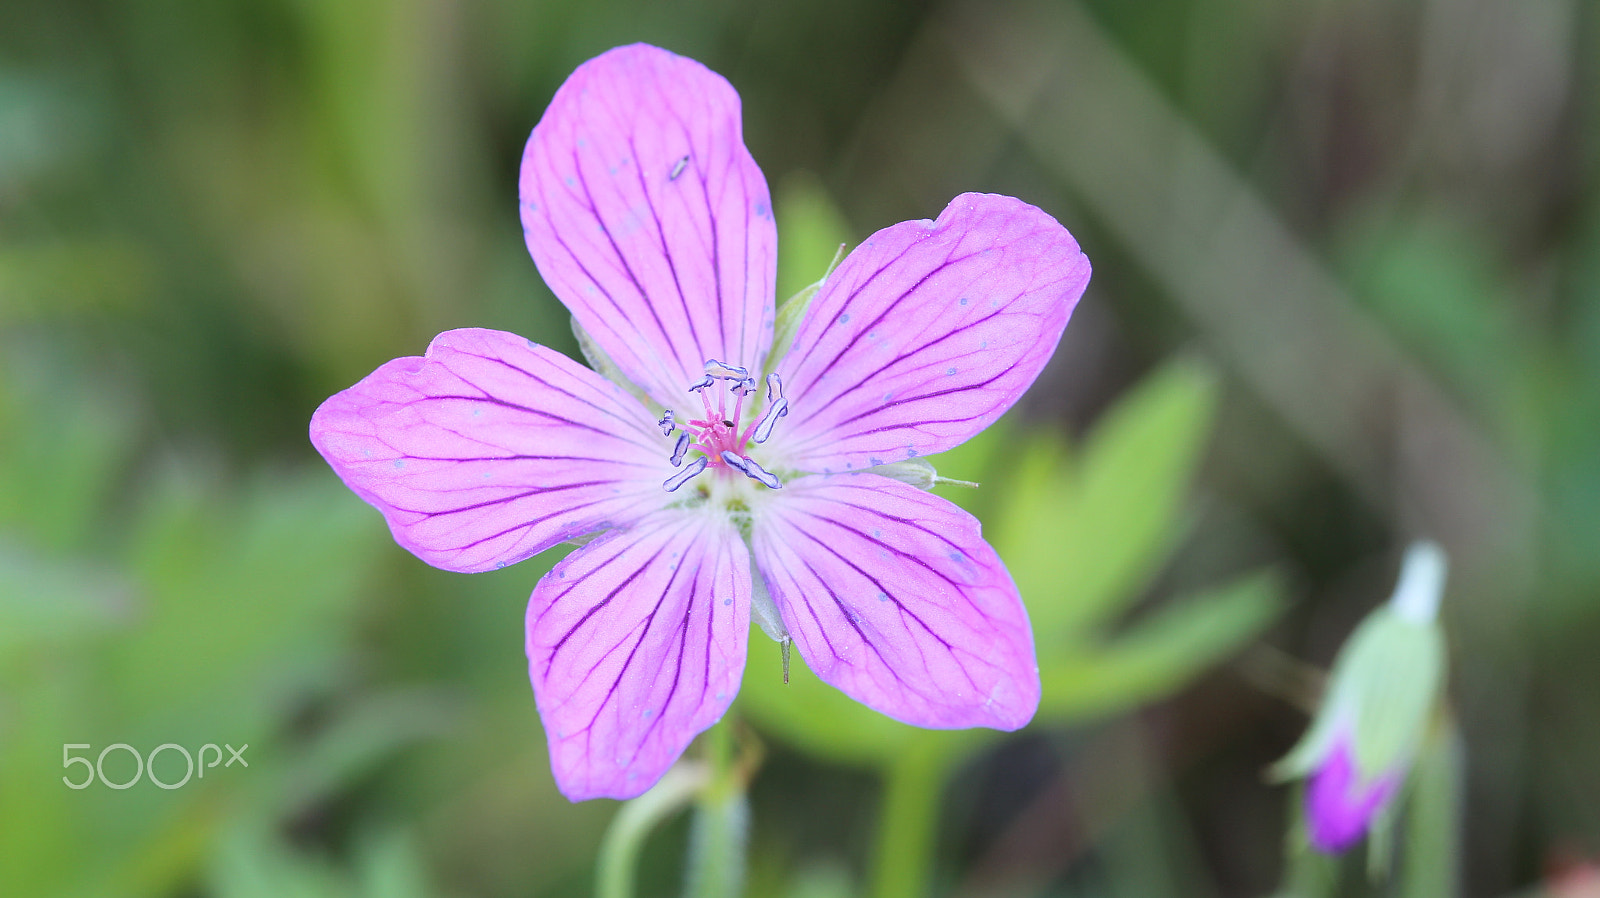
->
xmin=741 ymin=456 xmax=783 ymax=489
xmin=662 ymin=363 xmax=786 ymax=491
xmin=719 ymin=450 xmax=749 ymax=473
xmin=704 ymin=360 xmax=749 ymax=381
xmin=752 ymin=397 xmax=788 ymax=444
xmin=662 ymin=456 xmax=708 ymax=492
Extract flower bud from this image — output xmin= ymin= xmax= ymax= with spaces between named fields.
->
xmin=1274 ymin=541 xmax=1448 ymax=853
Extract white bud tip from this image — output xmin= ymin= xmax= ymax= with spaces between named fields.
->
xmin=1390 ymin=540 xmax=1447 ymax=624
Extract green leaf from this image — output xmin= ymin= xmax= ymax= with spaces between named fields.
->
xmin=919 ymin=413 xmax=1018 ymax=520
xmin=1036 ymin=569 xmax=1284 ymax=721
xmin=738 ymin=634 xmax=983 ymax=768
xmin=992 ymin=358 xmax=1219 ymax=644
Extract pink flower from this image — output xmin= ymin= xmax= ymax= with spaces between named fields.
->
xmin=310 ymin=44 xmax=1090 ymax=800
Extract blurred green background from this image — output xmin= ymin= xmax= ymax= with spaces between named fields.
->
xmin=2 ymin=0 xmax=1596 ymax=895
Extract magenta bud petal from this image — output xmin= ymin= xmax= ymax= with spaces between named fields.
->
xmin=751 ymin=473 xmax=1040 ymax=729
xmin=309 ymin=328 xmax=673 ymax=573
xmin=520 ymin=44 xmax=777 ymax=408
xmin=527 ymin=509 xmax=750 ymax=801
xmin=775 ymin=193 xmax=1090 ymax=473
xmin=1305 ymin=736 xmax=1402 ymax=854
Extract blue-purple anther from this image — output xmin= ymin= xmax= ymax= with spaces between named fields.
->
xmin=662 ymin=456 xmax=708 ymax=492
xmin=703 ymin=360 xmax=749 ymax=381
xmin=752 ymin=372 xmax=789 ymax=445
xmin=670 ymin=431 xmax=691 ymax=467
xmin=740 ymin=456 xmax=782 ymax=489
xmin=657 ymin=409 xmax=675 ymax=436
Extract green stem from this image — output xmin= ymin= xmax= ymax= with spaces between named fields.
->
xmin=596 ymin=762 xmax=708 ymax=898
xmin=870 ymin=741 xmax=949 ymax=898
xmin=683 ymin=718 xmax=748 ymax=898
xmin=1274 ymin=789 xmax=1337 ymax=898
xmin=1398 ymin=712 xmax=1462 ymax=898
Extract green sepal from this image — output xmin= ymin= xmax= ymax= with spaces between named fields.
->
xmin=860 ymin=458 xmax=977 ymax=492
xmin=765 ymin=243 xmax=845 ymax=377
xmin=1346 ymin=611 xmax=1444 ymax=777
xmin=1274 ymin=607 xmax=1445 ymax=784
xmin=572 ymin=317 xmax=654 ymax=409
xmin=867 ymin=458 xmax=939 ymax=490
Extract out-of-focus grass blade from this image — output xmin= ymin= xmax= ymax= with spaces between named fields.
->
xmin=209 ymin=822 xmax=434 ymax=898
xmin=244 ymin=688 xmax=462 ymax=823
xmin=0 ymin=239 xmax=154 ymax=323
xmin=106 ymin=469 xmax=385 ymax=739
xmin=0 ymin=463 xmax=392 ymax=898
xmin=354 ymin=828 xmax=434 ymax=898
xmin=0 ymin=357 xmax=136 ymax=553
xmin=0 ymin=543 xmax=131 ymax=659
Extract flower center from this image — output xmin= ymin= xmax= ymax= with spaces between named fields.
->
xmin=658 ymin=360 xmax=789 ymax=492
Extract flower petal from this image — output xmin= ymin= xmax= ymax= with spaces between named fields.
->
xmin=527 ymin=508 xmax=750 ymax=801
xmin=520 ymin=44 xmax=777 ymax=406
xmin=1306 ymin=735 xmax=1401 ymax=853
xmin=310 ymin=328 xmax=673 ymax=573
xmin=750 ymin=473 xmax=1039 ymax=729
xmin=772 ymin=193 xmax=1089 ymax=473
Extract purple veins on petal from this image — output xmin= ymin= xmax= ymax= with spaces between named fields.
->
xmin=308 ymin=328 xmax=674 ymax=574
xmin=750 ymin=473 xmax=1039 ymax=729
xmin=663 ymin=456 xmax=708 ymax=492
xmin=776 ymin=193 xmax=1091 ymax=474
xmin=518 ymin=44 xmax=778 ymax=409
xmin=525 ymin=510 xmax=750 ymax=800
xmin=670 ymin=431 xmax=691 ymax=466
